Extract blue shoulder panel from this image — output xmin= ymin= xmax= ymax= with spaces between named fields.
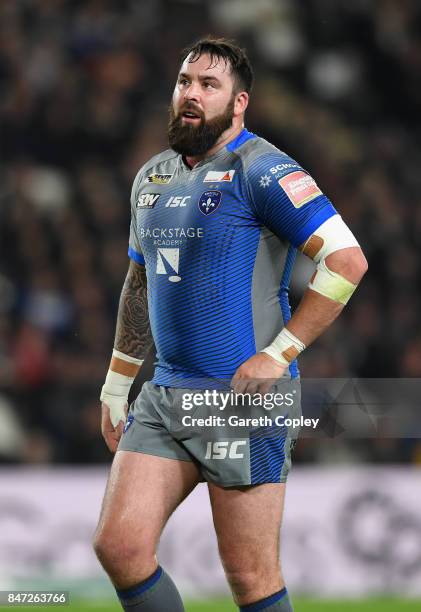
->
xmin=226 ymin=128 xmax=256 ymax=152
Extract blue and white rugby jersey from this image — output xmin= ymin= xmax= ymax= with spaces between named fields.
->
xmin=128 ymin=129 xmax=337 ymax=388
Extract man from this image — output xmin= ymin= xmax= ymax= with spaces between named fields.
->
xmin=93 ymin=37 xmax=367 ymax=612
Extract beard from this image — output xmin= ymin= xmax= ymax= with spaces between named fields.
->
xmin=168 ymin=96 xmax=235 ymax=157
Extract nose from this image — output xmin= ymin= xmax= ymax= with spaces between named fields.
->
xmin=184 ymin=81 xmax=200 ymax=103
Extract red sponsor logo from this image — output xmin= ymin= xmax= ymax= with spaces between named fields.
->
xmin=279 ymin=171 xmax=322 ymax=208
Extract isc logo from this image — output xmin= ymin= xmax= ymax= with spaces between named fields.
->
xmin=137 ymin=193 xmax=160 ymax=209
xmin=205 ymin=440 xmax=247 ymax=459
xmin=165 ymin=195 xmax=191 ymax=207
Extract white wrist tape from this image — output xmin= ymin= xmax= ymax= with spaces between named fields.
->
xmin=100 ymin=350 xmax=143 ymax=427
xmin=261 ymin=328 xmax=306 ymax=367
xmin=112 ymin=349 xmax=144 ymax=366
xmin=100 ymin=370 xmax=133 ymax=427
xmin=309 ymin=259 xmax=357 ymax=305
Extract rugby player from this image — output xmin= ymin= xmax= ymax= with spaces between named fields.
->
xmin=93 ymin=37 xmax=367 ymax=611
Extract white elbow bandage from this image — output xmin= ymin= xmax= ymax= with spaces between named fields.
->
xmin=100 ymin=349 xmax=143 ymax=427
xmin=301 ymin=214 xmax=359 ymax=305
xmin=261 ymin=328 xmax=306 ymax=367
xmin=309 ymin=260 xmax=357 ymax=305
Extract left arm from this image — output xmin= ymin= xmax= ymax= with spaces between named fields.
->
xmin=232 ymin=230 xmax=368 ymax=394
xmin=234 ymin=153 xmax=368 ymax=394
xmin=286 ymin=245 xmax=367 ymax=346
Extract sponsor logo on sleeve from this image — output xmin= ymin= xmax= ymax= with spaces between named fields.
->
xmin=278 ymin=171 xmax=322 ymax=208
xmin=259 ymin=175 xmax=272 ymax=188
xmin=270 ymin=162 xmax=300 ymax=177
xmin=136 ymin=193 xmax=160 ymax=209
xmin=203 ymin=170 xmax=235 ymax=182
xmin=145 ymin=173 xmax=173 ymax=184
xmin=198 ymin=190 xmax=222 ymax=215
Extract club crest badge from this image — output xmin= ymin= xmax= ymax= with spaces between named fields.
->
xmin=198 ymin=190 xmax=222 ymax=216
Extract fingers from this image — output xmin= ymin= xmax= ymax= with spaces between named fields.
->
xmin=231 ymin=373 xmax=249 ymax=395
xmin=231 ymin=374 xmax=278 ymax=397
xmin=104 ymin=430 xmax=120 ymax=454
xmin=103 ymin=424 xmax=124 ymax=454
xmin=115 ymin=420 xmax=124 ymax=438
xmin=101 ymin=402 xmax=127 ymax=454
xmin=243 ymin=380 xmax=259 ymax=396
xmin=259 ymin=379 xmax=277 ymax=396
xmin=231 ymin=367 xmax=260 ymax=395
xmin=231 ymin=374 xmax=264 ymax=397
xmin=231 ymin=353 xmax=287 ymax=397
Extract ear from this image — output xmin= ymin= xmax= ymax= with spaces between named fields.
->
xmin=234 ymin=91 xmax=249 ymax=116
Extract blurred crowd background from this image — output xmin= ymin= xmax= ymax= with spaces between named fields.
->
xmin=0 ymin=0 xmax=420 ymax=464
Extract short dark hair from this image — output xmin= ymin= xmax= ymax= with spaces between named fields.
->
xmin=180 ymin=36 xmax=254 ymax=94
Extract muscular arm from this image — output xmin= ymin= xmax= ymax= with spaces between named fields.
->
xmin=114 ymin=260 xmax=153 ymax=359
xmin=101 ymin=259 xmax=153 ymax=450
xmin=232 ymin=245 xmax=367 ymax=393
xmin=286 ymin=246 xmax=367 ymax=346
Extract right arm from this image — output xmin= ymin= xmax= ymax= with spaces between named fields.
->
xmin=100 ymin=260 xmax=152 ymax=452
xmin=114 ymin=259 xmax=152 ymax=359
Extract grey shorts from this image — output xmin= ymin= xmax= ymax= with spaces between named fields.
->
xmin=119 ymin=380 xmax=301 ymax=487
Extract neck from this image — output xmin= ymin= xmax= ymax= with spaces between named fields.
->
xmin=185 ymin=123 xmax=244 ymax=169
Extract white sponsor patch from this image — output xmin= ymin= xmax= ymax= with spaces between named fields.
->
xmin=136 ymin=193 xmax=160 ymax=208
xmin=279 ymin=171 xmax=322 ymax=208
xmin=203 ymin=170 xmax=235 ymax=182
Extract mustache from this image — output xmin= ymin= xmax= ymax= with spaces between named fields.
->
xmin=177 ymin=102 xmax=204 ymax=119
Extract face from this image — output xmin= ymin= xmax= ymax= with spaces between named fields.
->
xmin=168 ymin=53 xmax=239 ymax=156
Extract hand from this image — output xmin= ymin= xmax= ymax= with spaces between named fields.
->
xmin=231 ymin=352 xmax=286 ymax=396
xmin=101 ymin=402 xmax=127 ymax=453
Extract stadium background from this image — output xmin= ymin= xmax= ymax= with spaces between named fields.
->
xmin=1 ymin=0 xmax=421 ymax=610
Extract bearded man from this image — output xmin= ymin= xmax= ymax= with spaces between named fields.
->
xmin=94 ymin=37 xmax=367 ymax=612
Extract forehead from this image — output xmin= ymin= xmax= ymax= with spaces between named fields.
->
xmin=179 ymin=52 xmax=232 ymax=81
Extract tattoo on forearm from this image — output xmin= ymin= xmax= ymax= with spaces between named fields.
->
xmin=114 ymin=261 xmax=152 ymax=358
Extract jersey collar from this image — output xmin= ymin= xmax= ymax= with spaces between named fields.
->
xmin=226 ymin=127 xmax=256 ymax=152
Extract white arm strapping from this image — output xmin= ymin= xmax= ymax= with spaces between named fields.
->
xmin=309 ymin=260 xmax=357 ymax=305
xmin=303 ymin=214 xmax=360 ymax=263
xmin=100 ymin=349 xmax=143 ymax=427
xmin=304 ymin=214 xmax=359 ymax=305
xmin=261 ymin=328 xmax=306 ymax=367
xmin=261 ymin=215 xmax=360 ymax=364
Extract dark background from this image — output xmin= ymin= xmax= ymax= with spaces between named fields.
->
xmin=1 ymin=0 xmax=420 ymax=464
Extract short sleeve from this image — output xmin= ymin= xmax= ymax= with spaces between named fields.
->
xmin=247 ymin=153 xmax=337 ymax=247
xmin=128 ymin=169 xmax=145 ymax=266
